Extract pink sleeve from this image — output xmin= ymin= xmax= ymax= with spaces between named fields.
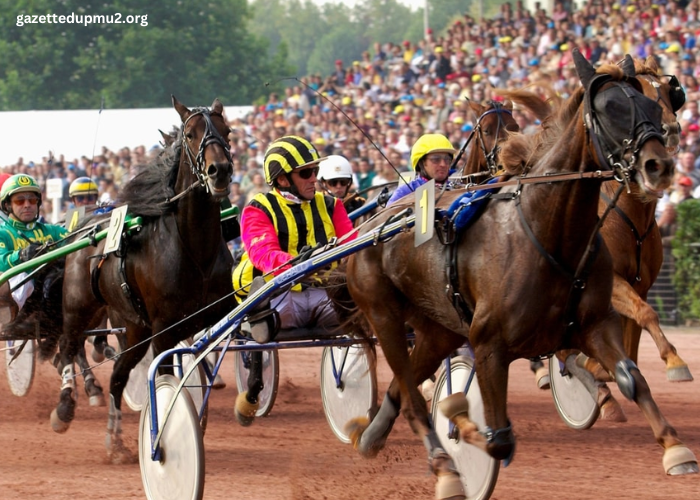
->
xmin=332 ymin=198 xmax=357 ymax=241
xmin=240 ymin=205 xmax=294 ymax=275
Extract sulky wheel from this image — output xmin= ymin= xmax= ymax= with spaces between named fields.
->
xmin=234 ymin=341 xmax=279 ymax=417
xmin=5 ymin=339 xmax=35 ymax=397
xmin=139 ymin=374 xmax=204 ymax=500
xmin=431 ymin=355 xmax=499 ymax=500
xmin=548 ymin=354 xmax=599 ymax=430
xmin=320 ymin=344 xmax=377 ymax=444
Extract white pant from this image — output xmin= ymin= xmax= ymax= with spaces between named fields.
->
xmin=9 ymin=273 xmax=34 ymax=311
xmin=271 ymin=287 xmax=338 ymax=330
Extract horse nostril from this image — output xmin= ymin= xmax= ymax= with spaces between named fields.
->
xmin=207 ymin=164 xmax=218 ymax=177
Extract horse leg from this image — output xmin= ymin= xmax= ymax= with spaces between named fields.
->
xmin=75 ymin=344 xmax=106 ymax=407
xmin=106 ymin=326 xmax=150 ymax=464
xmin=353 ymin=308 xmax=465 ymax=499
xmin=611 ymin=278 xmax=692 ymax=381
xmin=529 ymin=358 xmax=550 ymax=390
xmin=440 ymin=317 xmax=515 ymax=463
xmin=582 ymin=313 xmax=698 ymax=475
xmin=235 ymin=350 xmax=263 ymax=426
xmin=348 ymin=321 xmax=465 ymax=459
xmin=50 ymin=333 xmax=81 ymax=434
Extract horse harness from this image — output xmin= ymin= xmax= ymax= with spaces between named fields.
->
xmin=474 ymin=101 xmax=513 ymax=175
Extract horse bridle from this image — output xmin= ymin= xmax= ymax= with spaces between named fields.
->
xmin=474 ymin=101 xmax=513 ymax=175
xmin=179 ymin=107 xmax=232 ymax=196
xmin=584 ymin=76 xmax=665 ymax=185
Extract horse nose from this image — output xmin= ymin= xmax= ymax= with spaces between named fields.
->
xmin=662 ymin=122 xmax=681 ymax=148
xmin=207 ymin=161 xmax=231 ymax=181
xmin=643 ymin=155 xmax=674 ymax=179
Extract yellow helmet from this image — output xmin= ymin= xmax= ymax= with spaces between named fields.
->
xmin=69 ymin=177 xmax=98 ymax=198
xmin=410 ymin=133 xmax=457 ymax=170
xmin=263 ymin=135 xmax=322 ymax=185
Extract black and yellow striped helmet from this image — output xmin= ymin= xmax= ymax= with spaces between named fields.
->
xmin=263 ymin=135 xmax=321 ymax=185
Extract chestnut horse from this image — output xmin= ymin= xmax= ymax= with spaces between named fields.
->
xmin=54 ymin=97 xmax=234 ymax=462
xmin=341 ymin=52 xmax=696 ymax=499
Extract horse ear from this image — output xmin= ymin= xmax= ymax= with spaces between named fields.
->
xmin=645 ymin=55 xmax=659 ymax=73
xmin=573 ymin=48 xmax=596 ymax=88
xmin=620 ymin=54 xmax=636 ymax=77
xmin=172 ymin=95 xmax=191 ymax=122
xmin=468 ymin=100 xmax=485 ymax=118
xmin=211 ymin=98 xmax=224 ymax=114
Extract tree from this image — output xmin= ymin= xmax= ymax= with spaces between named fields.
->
xmin=0 ymin=0 xmax=291 ymax=110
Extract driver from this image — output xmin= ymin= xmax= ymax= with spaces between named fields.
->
xmin=0 ymin=174 xmax=69 ymax=324
xmin=317 ymin=155 xmax=366 ymax=214
xmin=232 ymin=135 xmax=356 ymax=342
xmin=388 ymin=133 xmax=457 ymax=205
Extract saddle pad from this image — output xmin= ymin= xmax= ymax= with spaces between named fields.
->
xmin=445 ymin=177 xmax=500 ymax=232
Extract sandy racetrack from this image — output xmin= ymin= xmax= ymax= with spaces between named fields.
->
xmin=1 ymin=328 xmax=698 ymax=500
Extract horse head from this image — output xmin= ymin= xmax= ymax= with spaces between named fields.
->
xmin=464 ymin=99 xmax=517 ymax=176
xmin=633 ymin=56 xmax=685 ymax=151
xmin=172 ymin=96 xmax=233 ymax=199
xmin=574 ymin=50 xmax=674 ymax=197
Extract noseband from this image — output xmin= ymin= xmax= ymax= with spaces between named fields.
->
xmin=181 ymin=108 xmax=232 ymax=194
xmin=475 ymin=102 xmax=513 ymax=175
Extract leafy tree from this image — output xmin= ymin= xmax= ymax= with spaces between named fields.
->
xmin=672 ymin=200 xmax=700 ymax=322
xmin=1 ymin=0 xmax=291 ymax=109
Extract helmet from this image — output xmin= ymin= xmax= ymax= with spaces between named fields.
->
xmin=410 ymin=134 xmax=457 ymax=170
xmin=1 ymin=174 xmax=42 ymax=213
xmin=263 ymin=135 xmax=322 ymax=185
xmin=69 ymin=177 xmax=99 ymax=198
xmin=318 ymin=155 xmax=352 ymax=181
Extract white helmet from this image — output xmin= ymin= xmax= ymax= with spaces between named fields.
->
xmin=318 ymin=155 xmax=353 ymax=181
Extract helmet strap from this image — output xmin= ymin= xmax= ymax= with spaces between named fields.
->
xmin=278 ymin=173 xmax=313 ymax=201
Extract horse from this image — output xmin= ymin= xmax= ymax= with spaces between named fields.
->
xmin=338 ymin=52 xmax=696 ymax=499
xmin=54 ymin=96 xmax=234 ymax=462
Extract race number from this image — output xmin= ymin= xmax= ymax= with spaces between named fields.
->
xmin=103 ymin=205 xmax=128 ymax=254
xmin=415 ymin=179 xmax=435 ymax=247
xmin=64 ymin=206 xmax=85 ymax=232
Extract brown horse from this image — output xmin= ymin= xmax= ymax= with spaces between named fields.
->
xmin=54 ymin=97 xmax=234 ymax=462
xmin=340 ymin=52 xmax=696 ymax=498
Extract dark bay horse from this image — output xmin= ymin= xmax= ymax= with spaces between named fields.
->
xmin=55 ymin=97 xmax=234 ymax=462
xmin=341 ymin=52 xmax=696 ymax=498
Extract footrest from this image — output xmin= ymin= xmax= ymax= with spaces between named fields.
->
xmin=273 ymin=326 xmax=343 ymax=342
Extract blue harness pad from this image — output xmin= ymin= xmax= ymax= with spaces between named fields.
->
xmin=444 ymin=178 xmax=500 ymax=232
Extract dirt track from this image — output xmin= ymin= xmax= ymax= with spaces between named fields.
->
xmin=1 ymin=328 xmax=699 ymax=500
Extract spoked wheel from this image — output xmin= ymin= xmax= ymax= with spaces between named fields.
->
xmin=431 ymin=355 xmax=499 ymax=500
xmin=5 ymin=339 xmax=35 ymax=397
xmin=234 ymin=341 xmax=279 ymax=417
xmin=174 ymin=339 xmax=209 ymax=433
xmin=124 ymin=339 xmax=208 ymax=430
xmin=548 ymin=354 xmax=599 ymax=430
xmin=320 ymin=344 xmax=377 ymax=444
xmin=139 ymin=374 xmax=204 ymax=500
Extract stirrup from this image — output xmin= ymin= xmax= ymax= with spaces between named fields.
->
xmin=246 ymin=308 xmax=281 ymax=344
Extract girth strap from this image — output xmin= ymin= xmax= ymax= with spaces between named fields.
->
xmin=600 ymin=191 xmax=654 ymax=282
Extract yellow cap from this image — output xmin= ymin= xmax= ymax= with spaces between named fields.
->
xmin=560 ymin=43 xmax=569 ymax=51
xmin=453 ymin=116 xmax=465 ymax=124
xmin=341 ymin=96 xmax=352 ymax=106
xmin=435 ymin=46 xmax=444 ymax=53
xmin=472 ymin=74 xmax=482 ymax=83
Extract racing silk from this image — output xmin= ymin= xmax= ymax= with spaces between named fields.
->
xmin=232 ymin=189 xmax=355 ymax=301
xmin=0 ymin=218 xmax=69 ymax=272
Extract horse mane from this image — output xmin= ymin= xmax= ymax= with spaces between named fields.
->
xmin=499 ymin=64 xmax=627 ymax=175
xmin=633 ymin=56 xmax=660 ymax=77
xmin=117 ymin=133 xmax=182 ymax=218
xmin=494 ymin=82 xmax=561 ymax=122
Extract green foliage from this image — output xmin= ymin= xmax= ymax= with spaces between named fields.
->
xmin=1 ymin=0 xmax=292 ymax=109
xmin=671 ymin=200 xmax=700 ymax=321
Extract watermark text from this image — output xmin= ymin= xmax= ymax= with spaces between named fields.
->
xmin=17 ymin=13 xmax=148 ymax=27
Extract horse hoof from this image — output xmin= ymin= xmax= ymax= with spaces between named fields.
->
xmin=436 ymin=471 xmax=465 ymax=500
xmin=103 ymin=346 xmax=117 ymax=360
xmin=50 ymin=408 xmax=70 ymax=434
xmin=599 ymin=398 xmax=627 ymax=422
xmin=667 ymin=366 xmax=693 ymax=382
xmin=663 ymin=445 xmax=699 ymax=475
xmin=89 ymin=394 xmax=106 ymax=407
xmin=344 ymin=417 xmax=372 ymax=455
xmin=235 ymin=392 xmax=258 ymax=427
xmin=535 ymin=366 xmax=550 ymax=390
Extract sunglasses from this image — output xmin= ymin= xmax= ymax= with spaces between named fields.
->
xmin=12 ymin=195 xmax=39 ymax=206
xmin=327 ymin=178 xmax=351 ymax=188
xmin=426 ymin=154 xmax=453 ymax=165
xmin=296 ymin=167 xmax=319 ymax=180
xmin=74 ymin=195 xmax=98 ymax=203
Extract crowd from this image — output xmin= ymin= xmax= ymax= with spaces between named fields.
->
xmin=3 ymin=0 xmax=700 ymax=237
